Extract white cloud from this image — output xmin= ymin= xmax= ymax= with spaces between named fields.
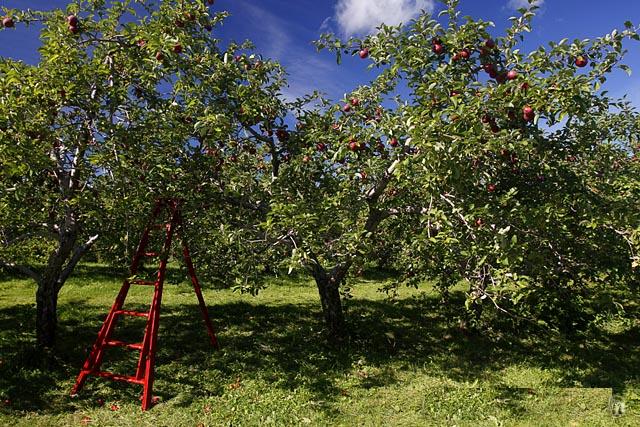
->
xmin=334 ymin=0 xmax=435 ymax=36
xmin=506 ymin=0 xmax=544 ymax=10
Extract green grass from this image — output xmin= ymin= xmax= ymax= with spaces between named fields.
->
xmin=0 ymin=264 xmax=638 ymax=426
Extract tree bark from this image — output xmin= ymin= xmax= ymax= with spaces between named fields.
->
xmin=309 ymin=261 xmax=348 ymax=342
xmin=36 ymin=278 xmax=59 ymax=348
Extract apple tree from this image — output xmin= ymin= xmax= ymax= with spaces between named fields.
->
xmin=0 ymin=0 xmax=288 ymax=349
xmin=265 ymin=0 xmax=640 ymax=338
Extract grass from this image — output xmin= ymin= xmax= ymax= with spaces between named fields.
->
xmin=0 ymin=263 xmax=638 ymax=426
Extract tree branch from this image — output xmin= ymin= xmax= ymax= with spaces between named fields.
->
xmin=0 ymin=258 xmax=40 ymax=282
xmin=57 ymin=234 xmax=99 ymax=291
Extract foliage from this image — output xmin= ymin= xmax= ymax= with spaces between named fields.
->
xmin=304 ymin=0 xmax=640 ymax=331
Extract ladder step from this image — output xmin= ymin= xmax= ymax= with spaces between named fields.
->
xmin=131 ymin=279 xmax=156 ymax=286
xmin=114 ymin=310 xmax=149 ymax=318
xmin=104 ymin=339 xmax=144 ymax=351
xmin=92 ymin=370 xmax=144 ymax=385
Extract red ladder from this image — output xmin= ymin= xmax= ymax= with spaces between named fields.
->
xmin=71 ymin=198 xmax=219 ymax=410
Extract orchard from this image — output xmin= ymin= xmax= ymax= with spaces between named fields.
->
xmin=1 ymin=0 xmax=639 ymax=423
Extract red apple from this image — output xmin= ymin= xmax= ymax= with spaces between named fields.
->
xmin=349 ymin=139 xmax=359 ymax=151
xmin=2 ymin=17 xmax=14 ymax=28
xmin=506 ymin=70 xmax=518 ymax=80
xmin=484 ymin=38 xmax=495 ymax=49
xmin=110 ymin=404 xmax=119 ymax=411
xmin=185 ymin=12 xmax=196 ymax=21
xmin=173 ymin=44 xmax=182 ymax=54
xmin=359 ymin=48 xmax=369 ymax=59
xmin=155 ymin=51 xmax=164 ymax=61
xmin=481 ymin=114 xmax=491 ymax=124
xmin=520 ymin=82 xmax=530 ymax=91
xmin=460 ymin=48 xmax=470 ymax=59
xmin=389 ymin=137 xmax=399 ymax=147
xmin=67 ymin=15 xmax=79 ymax=27
xmin=96 ymin=398 xmax=105 ymax=406
xmin=452 ymin=53 xmax=461 ymax=61
xmin=432 ymin=43 xmax=444 ymax=55
xmin=350 ymin=97 xmax=359 ymax=106
xmin=496 ymin=72 xmax=506 ymax=84
xmin=316 ymin=142 xmax=326 ymax=151
xmin=302 ymin=155 xmax=310 ymax=163
xmin=575 ymin=55 xmax=588 ymax=67
xmin=522 ymin=105 xmax=535 ymax=122
xmin=342 ymin=103 xmax=351 ymax=113
xmin=487 ymin=183 xmax=496 ymax=192
xmin=331 ymin=123 xmax=340 ymax=131
xmin=475 ymin=218 xmax=484 ymax=227
xmin=68 ymin=25 xmax=79 ymax=34
xmin=137 ymin=39 xmax=147 ymax=47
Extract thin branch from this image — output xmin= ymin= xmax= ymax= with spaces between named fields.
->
xmin=0 ymin=258 xmax=40 ymax=282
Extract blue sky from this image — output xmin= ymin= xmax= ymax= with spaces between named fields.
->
xmin=1 ymin=0 xmax=639 ymax=105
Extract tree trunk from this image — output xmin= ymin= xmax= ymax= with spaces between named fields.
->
xmin=310 ymin=264 xmax=348 ymax=342
xmin=36 ymin=279 xmax=59 ymax=348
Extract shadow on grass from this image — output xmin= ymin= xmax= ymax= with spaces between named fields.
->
xmin=0 ymin=283 xmax=638 ymax=418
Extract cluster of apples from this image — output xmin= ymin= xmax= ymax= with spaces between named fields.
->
xmin=67 ymin=14 xmax=80 ymax=34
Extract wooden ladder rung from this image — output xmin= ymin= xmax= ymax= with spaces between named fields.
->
xmin=104 ymin=339 xmax=144 ymax=351
xmin=92 ymin=370 xmax=144 ymax=385
xmin=114 ymin=310 xmax=149 ymax=318
xmin=130 ymin=279 xmax=156 ymax=286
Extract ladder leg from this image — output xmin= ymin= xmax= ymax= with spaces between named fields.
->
xmin=181 ymin=238 xmax=219 ymax=349
xmin=141 ymin=280 xmax=163 ymax=411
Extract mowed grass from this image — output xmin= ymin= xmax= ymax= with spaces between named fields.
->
xmin=0 ymin=264 xmax=639 ymax=426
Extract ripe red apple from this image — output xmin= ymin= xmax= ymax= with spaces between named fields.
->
xmin=331 ymin=123 xmax=340 ymax=131
xmin=496 ymin=72 xmax=506 ymax=84
xmin=3 ymin=16 xmax=14 ymax=28
xmin=490 ymin=121 xmax=500 ymax=133
xmin=389 ymin=137 xmax=399 ymax=147
xmin=349 ymin=139 xmax=359 ymax=151
xmin=96 ymin=398 xmax=105 ymax=406
xmin=302 ymin=155 xmax=310 ymax=163
xmin=350 ymin=97 xmax=360 ymax=106
xmin=475 ymin=218 xmax=484 ymax=227
xmin=137 ymin=39 xmax=147 ymax=47
xmin=487 ymin=183 xmax=496 ymax=192
xmin=316 ymin=142 xmax=326 ymax=151
xmin=506 ymin=70 xmax=518 ymax=80
xmin=484 ymin=38 xmax=495 ymax=49
xmin=432 ymin=43 xmax=445 ymax=55
xmin=185 ymin=12 xmax=196 ymax=21
xmin=173 ymin=44 xmax=182 ymax=54
xmin=110 ymin=404 xmax=119 ymax=411
xmin=67 ymin=15 xmax=79 ymax=27
xmin=342 ymin=103 xmax=351 ymax=113
xmin=155 ymin=51 xmax=164 ymax=61
xmin=520 ymin=82 xmax=530 ymax=91
xmin=68 ymin=25 xmax=80 ymax=34
xmin=481 ymin=114 xmax=491 ymax=124
xmin=460 ymin=48 xmax=470 ymax=59
xmin=452 ymin=53 xmax=461 ymax=61
xmin=575 ymin=55 xmax=588 ymax=67
xmin=359 ymin=48 xmax=369 ymax=59
xmin=522 ymin=105 xmax=535 ymax=122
